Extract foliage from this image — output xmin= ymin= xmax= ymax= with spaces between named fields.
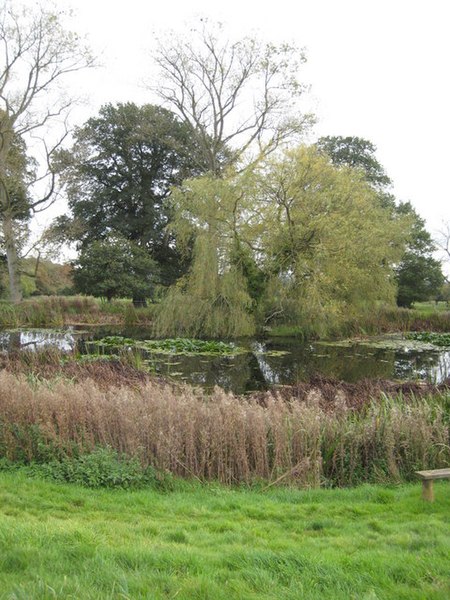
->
xmin=257 ymin=147 xmax=407 ymax=335
xmin=53 ymin=102 xmax=201 ymax=285
xmin=394 ymin=202 xmax=445 ymax=307
xmin=90 ymin=336 xmax=245 ymax=355
xmin=73 ymin=236 xmax=159 ymax=301
xmin=157 ymin=177 xmax=258 ymax=337
xmin=406 ymin=331 xmax=450 ymax=347
xmin=30 ymin=447 xmax=160 ymax=489
xmin=19 ymin=258 xmax=74 ymax=297
xmin=0 ymin=128 xmax=34 ymax=221
xmin=317 ymin=136 xmax=445 ymax=309
xmin=157 ymin=147 xmax=412 ymax=337
xmin=141 ymin=338 xmax=244 ymax=355
xmin=1 ymin=370 xmax=448 ymax=487
xmin=0 ymin=1 xmax=94 ymax=302
xmin=316 ymin=135 xmax=392 ymax=189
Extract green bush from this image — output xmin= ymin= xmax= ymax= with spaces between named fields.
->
xmin=30 ymin=447 xmax=162 ymax=489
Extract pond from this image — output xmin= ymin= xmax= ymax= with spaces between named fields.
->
xmin=0 ymin=327 xmax=449 ymax=394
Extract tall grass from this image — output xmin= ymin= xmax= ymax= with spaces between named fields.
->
xmin=0 ymin=371 xmax=448 ymax=487
xmin=0 ymin=296 xmax=156 ymax=327
xmin=0 ymin=296 xmax=99 ymax=327
xmin=267 ymin=305 xmax=450 ymax=339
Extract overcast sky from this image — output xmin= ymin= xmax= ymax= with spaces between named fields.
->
xmin=27 ymin=0 xmax=449 ymax=249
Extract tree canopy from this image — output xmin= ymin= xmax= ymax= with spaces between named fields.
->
xmin=316 ymin=136 xmax=392 ymax=190
xmin=156 ymin=146 xmax=407 ymax=337
xmin=73 ymin=236 xmax=159 ymax=302
xmin=394 ymin=202 xmax=444 ymax=307
xmin=54 ymin=102 xmax=201 ymax=285
xmin=317 ymin=135 xmax=444 ymax=308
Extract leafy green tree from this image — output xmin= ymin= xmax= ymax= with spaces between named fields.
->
xmin=157 ymin=147 xmax=407 ymax=337
xmin=156 ymin=173 xmax=258 ymax=337
xmin=54 ymin=103 xmax=203 ymax=286
xmin=317 ymin=136 xmax=444 ymax=309
xmin=255 ymin=147 xmax=407 ymax=335
xmin=394 ymin=202 xmax=444 ymax=307
xmin=316 ymin=136 xmax=392 ymax=189
xmin=73 ymin=237 xmax=159 ymax=302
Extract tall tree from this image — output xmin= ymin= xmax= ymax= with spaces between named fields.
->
xmin=317 ymin=135 xmax=444 ymax=308
xmin=256 ymin=147 xmax=407 ymax=334
xmin=156 ymin=172 xmax=259 ymax=337
xmin=394 ymin=202 xmax=444 ymax=307
xmin=157 ymin=147 xmax=407 ymax=338
xmin=0 ymin=1 xmax=93 ymax=302
xmin=316 ymin=136 xmax=392 ymax=189
xmin=54 ymin=102 xmax=202 ymax=287
xmin=152 ymin=20 xmax=313 ymax=175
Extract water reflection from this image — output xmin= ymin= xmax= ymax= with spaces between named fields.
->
xmin=0 ymin=329 xmax=77 ymax=353
xmin=0 ymin=327 xmax=449 ymax=393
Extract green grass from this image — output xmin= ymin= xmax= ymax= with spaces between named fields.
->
xmin=413 ymin=301 xmax=450 ymax=315
xmin=0 ymin=472 xmax=449 ymax=599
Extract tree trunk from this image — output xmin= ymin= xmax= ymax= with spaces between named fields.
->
xmin=2 ymin=210 xmax=23 ymax=303
xmin=0 ymin=125 xmax=22 ymax=303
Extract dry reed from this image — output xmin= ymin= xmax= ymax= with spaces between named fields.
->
xmin=0 ymin=371 xmax=448 ymax=487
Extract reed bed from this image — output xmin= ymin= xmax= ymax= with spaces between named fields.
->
xmin=0 ymin=370 xmax=448 ymax=487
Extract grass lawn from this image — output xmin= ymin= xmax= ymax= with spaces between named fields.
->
xmin=412 ymin=301 xmax=450 ymax=315
xmin=0 ymin=473 xmax=449 ymax=599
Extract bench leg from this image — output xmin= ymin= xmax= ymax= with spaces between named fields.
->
xmin=422 ymin=479 xmax=434 ymax=502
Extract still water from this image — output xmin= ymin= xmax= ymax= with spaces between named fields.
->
xmin=0 ymin=327 xmax=449 ymax=394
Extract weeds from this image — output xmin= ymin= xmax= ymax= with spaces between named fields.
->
xmin=0 ymin=296 xmax=156 ymax=328
xmin=406 ymin=331 xmax=450 ymax=347
xmin=28 ymin=447 xmax=165 ymax=489
xmin=0 ymin=370 xmax=448 ymax=487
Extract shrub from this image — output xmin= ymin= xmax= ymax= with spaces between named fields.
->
xmin=30 ymin=447 xmax=161 ymax=489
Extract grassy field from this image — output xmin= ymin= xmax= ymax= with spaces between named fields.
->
xmin=0 ymin=472 xmax=449 ymax=599
xmin=413 ymin=301 xmax=450 ymax=315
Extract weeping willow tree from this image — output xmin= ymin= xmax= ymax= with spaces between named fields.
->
xmin=158 ymin=147 xmax=409 ymax=339
xmin=255 ymin=146 xmax=408 ymax=336
xmin=156 ymin=173 xmax=259 ymax=337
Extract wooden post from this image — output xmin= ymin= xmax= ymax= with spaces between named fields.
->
xmin=422 ymin=479 xmax=434 ymax=502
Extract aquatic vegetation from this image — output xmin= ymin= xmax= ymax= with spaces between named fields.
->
xmin=140 ymin=338 xmax=246 ymax=355
xmin=88 ymin=336 xmax=247 ymax=356
xmin=406 ymin=332 xmax=450 ymax=348
xmin=87 ymin=335 xmax=135 ymax=347
xmin=318 ymin=333 xmax=440 ymax=351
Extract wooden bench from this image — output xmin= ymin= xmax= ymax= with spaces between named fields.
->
xmin=415 ymin=468 xmax=450 ymax=501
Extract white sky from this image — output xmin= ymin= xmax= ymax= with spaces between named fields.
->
xmin=26 ymin=0 xmax=449 ymax=250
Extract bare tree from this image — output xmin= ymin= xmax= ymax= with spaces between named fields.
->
xmin=151 ymin=21 xmax=314 ymax=175
xmin=0 ymin=2 xmax=94 ymax=302
xmin=436 ymin=220 xmax=450 ymax=282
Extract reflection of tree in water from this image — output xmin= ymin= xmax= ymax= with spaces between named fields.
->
xmin=397 ymin=350 xmax=450 ymax=384
xmin=156 ymin=353 xmax=267 ymax=394
xmin=254 ymin=342 xmax=396 ymax=384
xmin=0 ymin=331 xmax=76 ymax=353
